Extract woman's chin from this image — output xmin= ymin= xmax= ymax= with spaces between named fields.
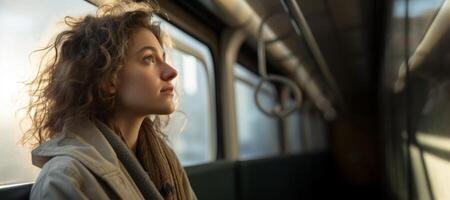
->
xmin=154 ymin=105 xmax=175 ymax=115
xmin=162 ymin=108 xmax=175 ymax=115
xmin=140 ymin=101 xmax=175 ymax=115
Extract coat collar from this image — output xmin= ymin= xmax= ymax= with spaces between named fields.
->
xmin=32 ymin=117 xmax=120 ymax=177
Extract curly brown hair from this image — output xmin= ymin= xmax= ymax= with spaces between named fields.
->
xmin=22 ymin=1 xmax=165 ymax=146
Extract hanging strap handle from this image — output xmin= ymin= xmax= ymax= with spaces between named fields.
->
xmin=255 ymin=11 xmax=302 ymax=118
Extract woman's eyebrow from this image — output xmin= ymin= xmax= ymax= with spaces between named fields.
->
xmin=136 ymin=46 xmax=166 ymax=59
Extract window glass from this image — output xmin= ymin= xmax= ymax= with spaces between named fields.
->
xmin=158 ymin=19 xmax=216 ymax=166
xmin=234 ymin=64 xmax=280 ymax=160
xmin=301 ymin=105 xmax=328 ymax=152
xmin=408 ymin=0 xmax=445 ymax=55
xmin=0 ymin=0 xmax=96 ymax=186
xmin=286 ymin=110 xmax=302 ymax=153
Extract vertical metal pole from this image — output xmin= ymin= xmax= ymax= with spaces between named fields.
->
xmin=220 ymin=28 xmax=247 ymax=160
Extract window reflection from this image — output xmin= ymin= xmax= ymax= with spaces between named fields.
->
xmin=424 ymin=152 xmax=450 ymax=200
xmin=408 ymin=0 xmax=445 ymax=55
xmin=409 ymin=145 xmax=432 ymax=200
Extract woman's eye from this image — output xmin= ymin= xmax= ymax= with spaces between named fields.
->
xmin=143 ymin=55 xmax=155 ymax=64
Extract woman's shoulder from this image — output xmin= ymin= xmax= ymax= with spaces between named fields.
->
xmin=30 ymin=154 xmax=119 ymax=200
xmin=30 ymin=156 xmax=88 ymax=199
xmin=33 ymin=156 xmax=85 ymax=186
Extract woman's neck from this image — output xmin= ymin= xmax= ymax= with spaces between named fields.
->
xmin=110 ymin=110 xmax=145 ymax=154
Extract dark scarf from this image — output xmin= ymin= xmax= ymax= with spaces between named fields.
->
xmin=96 ymin=121 xmax=164 ymax=200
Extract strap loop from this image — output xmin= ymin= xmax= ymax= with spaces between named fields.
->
xmin=255 ymin=11 xmax=302 ymax=118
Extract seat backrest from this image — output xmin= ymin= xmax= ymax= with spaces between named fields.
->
xmin=185 ymin=160 xmax=237 ymax=200
xmin=0 ymin=161 xmax=238 ymax=200
xmin=236 ymin=152 xmax=334 ymax=200
xmin=0 ymin=153 xmax=333 ymax=200
xmin=0 ymin=183 xmax=33 ymax=200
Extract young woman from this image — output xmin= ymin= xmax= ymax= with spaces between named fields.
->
xmin=22 ymin=1 xmax=196 ymax=199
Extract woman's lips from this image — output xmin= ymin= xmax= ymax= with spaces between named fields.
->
xmin=160 ymin=86 xmax=174 ymax=96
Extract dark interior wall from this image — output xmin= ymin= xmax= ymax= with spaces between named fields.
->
xmin=330 ymin=114 xmax=380 ymax=186
xmin=325 ymin=0 xmax=391 ymax=196
xmin=328 ymin=102 xmax=382 ymax=200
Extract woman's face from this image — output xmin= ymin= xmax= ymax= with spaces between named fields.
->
xmin=116 ymin=28 xmax=178 ymax=116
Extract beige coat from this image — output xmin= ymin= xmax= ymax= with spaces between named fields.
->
xmin=30 ymin=118 xmax=164 ymax=200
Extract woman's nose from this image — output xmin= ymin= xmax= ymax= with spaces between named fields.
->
xmin=161 ymin=62 xmax=178 ymax=81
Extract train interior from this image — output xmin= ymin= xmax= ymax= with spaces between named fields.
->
xmin=0 ymin=0 xmax=449 ymax=199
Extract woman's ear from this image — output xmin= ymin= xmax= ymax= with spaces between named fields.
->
xmin=107 ymin=85 xmax=116 ymax=94
xmin=101 ymin=79 xmax=117 ymax=95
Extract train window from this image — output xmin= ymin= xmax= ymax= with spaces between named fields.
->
xmin=234 ymin=64 xmax=281 ymax=160
xmin=308 ymin=112 xmax=328 ymax=151
xmin=422 ymin=151 xmax=450 ymax=200
xmin=158 ymin=18 xmax=216 ymax=166
xmin=286 ymin=109 xmax=302 ymax=153
xmin=408 ymin=0 xmax=445 ymax=55
xmin=0 ymin=0 xmax=96 ymax=186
